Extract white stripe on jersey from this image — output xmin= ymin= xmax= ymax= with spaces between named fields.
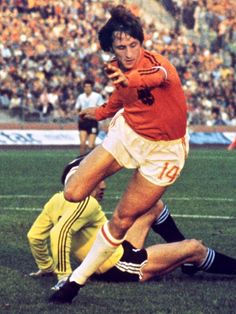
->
xmin=153 ymin=66 xmax=168 ymax=80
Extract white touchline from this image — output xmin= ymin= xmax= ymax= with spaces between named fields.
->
xmin=0 ymin=195 xmax=235 ymax=202
xmin=2 ymin=207 xmax=236 ymax=220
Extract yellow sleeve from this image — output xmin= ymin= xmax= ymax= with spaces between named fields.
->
xmin=50 ymin=196 xmax=104 ymax=279
xmin=27 ymin=195 xmax=57 ymax=271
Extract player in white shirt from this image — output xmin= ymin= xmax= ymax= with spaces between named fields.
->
xmin=75 ymin=79 xmax=104 ymax=154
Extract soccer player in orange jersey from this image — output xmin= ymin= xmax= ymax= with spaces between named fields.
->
xmin=50 ymin=5 xmax=189 ymax=302
xmin=227 ymin=137 xmax=236 ymax=150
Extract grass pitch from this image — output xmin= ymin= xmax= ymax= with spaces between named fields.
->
xmin=0 ymin=146 xmax=235 ymax=313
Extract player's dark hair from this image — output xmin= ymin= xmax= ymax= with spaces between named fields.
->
xmin=83 ymin=79 xmax=94 ymax=87
xmin=61 ymin=153 xmax=88 ymax=185
xmin=98 ymin=5 xmax=144 ymax=52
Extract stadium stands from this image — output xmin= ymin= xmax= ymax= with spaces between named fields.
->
xmin=0 ymin=0 xmax=235 ymax=126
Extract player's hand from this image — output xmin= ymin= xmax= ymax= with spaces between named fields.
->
xmin=79 ymin=107 xmax=97 ymax=120
xmin=104 ymin=63 xmax=128 ymax=87
xmin=29 ymin=269 xmax=55 ymax=278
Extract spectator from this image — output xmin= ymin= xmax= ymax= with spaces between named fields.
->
xmin=37 ymin=88 xmax=54 ymax=122
xmin=0 ymin=90 xmax=11 ymax=110
xmin=0 ymin=0 xmax=235 ymax=126
xmin=75 ymin=79 xmax=104 ymax=154
xmin=210 ymin=107 xmax=227 ymax=125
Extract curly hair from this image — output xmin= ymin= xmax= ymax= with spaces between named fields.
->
xmin=98 ymin=5 xmax=144 ymax=52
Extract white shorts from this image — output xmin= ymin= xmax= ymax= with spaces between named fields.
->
xmin=102 ymin=111 xmax=189 ymax=186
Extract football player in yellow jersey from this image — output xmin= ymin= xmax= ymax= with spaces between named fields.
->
xmin=28 ymin=155 xmax=236 ymax=305
xmin=28 ymin=154 xmax=186 ymax=288
xmin=27 ymin=156 xmax=123 ymax=285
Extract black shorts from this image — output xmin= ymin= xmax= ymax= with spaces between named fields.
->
xmin=93 ymin=241 xmax=148 ymax=282
xmin=78 ymin=117 xmax=98 ymax=135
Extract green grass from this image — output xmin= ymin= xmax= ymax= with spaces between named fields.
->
xmin=0 ymin=147 xmax=236 ymax=313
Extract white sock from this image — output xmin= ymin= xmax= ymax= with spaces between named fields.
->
xmin=70 ymin=222 xmax=125 ymax=285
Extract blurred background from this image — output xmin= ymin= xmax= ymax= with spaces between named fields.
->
xmin=0 ymin=0 xmax=235 ymax=128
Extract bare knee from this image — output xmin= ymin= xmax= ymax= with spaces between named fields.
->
xmin=64 ymin=181 xmax=89 ymax=202
xmin=183 ymin=239 xmax=207 ymax=263
xmin=64 ymin=186 xmax=74 ymax=202
xmin=109 ymin=212 xmax=136 ymax=239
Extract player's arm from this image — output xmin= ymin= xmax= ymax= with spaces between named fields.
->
xmin=27 ymin=199 xmax=55 ymax=276
xmin=79 ymin=91 xmax=123 ymax=121
xmin=104 ymin=60 xmax=168 ymax=89
xmin=125 ymin=65 xmax=168 ymax=89
xmin=75 ymin=96 xmax=82 ymax=114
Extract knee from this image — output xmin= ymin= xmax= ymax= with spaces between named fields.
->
xmin=184 ymin=239 xmax=206 ymax=260
xmin=110 ymin=212 xmax=136 ymax=236
xmin=64 ymin=186 xmax=84 ymax=202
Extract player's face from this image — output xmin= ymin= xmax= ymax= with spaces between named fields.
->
xmin=112 ymin=32 xmax=142 ymax=70
xmin=84 ymin=84 xmax=93 ymax=96
xmin=91 ymin=180 xmax=106 ymax=202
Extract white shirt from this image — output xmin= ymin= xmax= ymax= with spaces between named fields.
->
xmin=75 ymin=92 xmax=104 ymax=110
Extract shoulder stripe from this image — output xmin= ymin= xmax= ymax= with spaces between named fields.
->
xmin=138 ymin=67 xmax=161 ymax=76
xmin=57 ymin=196 xmax=90 ymax=272
xmin=154 ymin=66 xmax=168 ymax=79
xmin=144 ymin=51 xmax=161 ymax=66
xmin=138 ymin=66 xmax=167 ymax=79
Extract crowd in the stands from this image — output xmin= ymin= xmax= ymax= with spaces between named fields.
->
xmin=0 ymin=0 xmax=235 ymax=126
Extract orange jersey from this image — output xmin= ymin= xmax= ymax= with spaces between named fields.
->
xmin=95 ymin=48 xmax=187 ymax=141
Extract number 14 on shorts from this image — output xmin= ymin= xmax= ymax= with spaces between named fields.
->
xmin=158 ymin=162 xmax=180 ymax=183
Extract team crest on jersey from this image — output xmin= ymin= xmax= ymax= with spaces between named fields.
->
xmin=137 ymin=88 xmax=154 ymax=106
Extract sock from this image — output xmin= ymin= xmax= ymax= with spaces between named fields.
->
xmin=70 ymin=222 xmax=125 ymax=285
xmin=198 ymin=248 xmax=236 ymax=275
xmin=151 ymin=205 xmax=185 ymax=242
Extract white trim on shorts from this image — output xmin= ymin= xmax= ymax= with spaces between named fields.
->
xmin=115 ymin=259 xmax=148 ymax=280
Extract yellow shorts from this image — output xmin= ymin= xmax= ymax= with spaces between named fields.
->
xmin=102 ymin=112 xmax=189 ymax=186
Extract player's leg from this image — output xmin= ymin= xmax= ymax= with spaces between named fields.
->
xmin=125 ymin=199 xmax=200 ymax=276
xmin=125 ymin=198 xmax=187 ymax=249
xmin=49 ymin=172 xmax=167 ymax=303
xmin=64 ymin=145 xmax=122 ymax=202
xmin=151 ymin=200 xmax=185 ymax=242
xmin=79 ymin=130 xmax=88 ymax=155
xmin=141 ymin=240 xmax=236 ymax=281
xmin=108 ymin=170 xmax=167 ymax=239
xmin=199 ymin=249 xmax=236 ymax=275
xmin=88 ymin=133 xmax=97 ymax=151
xmin=150 ymin=200 xmax=196 ymax=274
xmin=125 ymin=204 xmax=160 ymax=249
xmin=68 ymin=170 xmax=167 ymax=284
xmin=87 ymin=120 xmax=99 ymax=151
xmin=141 ymin=239 xmax=207 ymax=281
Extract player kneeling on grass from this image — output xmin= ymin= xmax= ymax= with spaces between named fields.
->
xmin=49 ymin=208 xmax=236 ymax=303
xmin=28 ymin=154 xmax=188 ymax=287
xmin=27 ymin=155 xmax=236 ymax=304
